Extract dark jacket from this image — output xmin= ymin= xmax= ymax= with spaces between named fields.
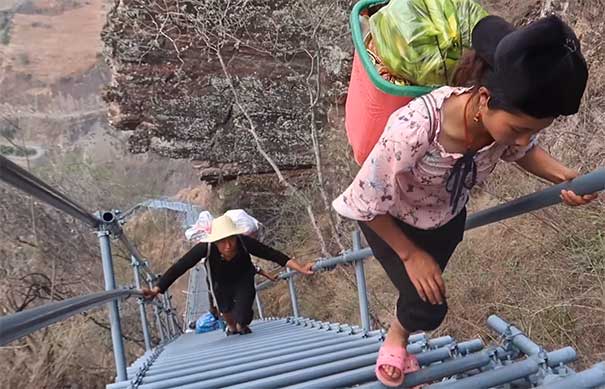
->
xmin=157 ymin=235 xmax=289 ymax=292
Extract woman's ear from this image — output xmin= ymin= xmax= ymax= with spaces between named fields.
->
xmin=477 ymin=87 xmax=492 ymax=111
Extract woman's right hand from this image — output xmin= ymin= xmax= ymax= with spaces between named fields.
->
xmin=403 ymin=249 xmax=446 ymax=305
xmin=286 ymin=258 xmax=315 ymax=275
xmin=141 ymin=286 xmax=161 ymax=300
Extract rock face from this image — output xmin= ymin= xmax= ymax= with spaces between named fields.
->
xmin=101 ymin=0 xmax=352 ymax=181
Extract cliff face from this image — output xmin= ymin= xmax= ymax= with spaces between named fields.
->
xmin=101 ymin=0 xmax=352 ymax=181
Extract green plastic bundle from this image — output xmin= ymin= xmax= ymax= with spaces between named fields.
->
xmin=369 ymin=0 xmax=488 ymax=86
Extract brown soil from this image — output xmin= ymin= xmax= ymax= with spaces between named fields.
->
xmin=0 ymin=0 xmax=106 ymax=83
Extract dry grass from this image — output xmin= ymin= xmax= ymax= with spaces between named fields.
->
xmin=0 ymin=311 xmax=149 ymax=388
xmin=2 ymin=0 xmax=604 ymax=387
xmin=262 ymin=124 xmax=604 ymax=368
xmin=261 ymin=0 xmax=605 ymax=368
xmin=0 ymin=187 xmax=149 ymax=388
xmin=122 ymin=209 xmax=195 ymax=315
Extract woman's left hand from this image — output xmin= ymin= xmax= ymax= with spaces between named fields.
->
xmin=560 ymin=189 xmax=598 ymax=206
xmin=559 ymin=170 xmax=599 ymax=206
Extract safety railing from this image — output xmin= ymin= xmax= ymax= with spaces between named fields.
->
xmin=465 ymin=167 xmax=605 ymax=230
xmin=0 ymin=288 xmax=141 ymax=346
xmin=0 ymin=155 xmax=182 ymax=383
xmin=256 ymin=167 xmax=605 ymax=333
xmin=1 ymin=153 xmax=603 ymax=385
xmin=117 ymin=199 xmax=211 ymax=329
xmin=119 ymin=199 xmax=202 ymax=228
xmin=183 ymin=265 xmax=212 ymax=326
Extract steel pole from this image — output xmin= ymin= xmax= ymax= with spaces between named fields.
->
xmin=286 ymin=268 xmax=300 ymax=318
xmin=132 ymin=257 xmax=152 ymax=351
xmin=153 ymin=304 xmax=166 ymax=343
xmin=98 ymin=230 xmax=128 ymax=382
xmin=352 ymin=230 xmax=371 ymax=331
xmin=147 ymin=275 xmax=166 ymax=343
xmin=255 ymin=286 xmax=265 ymax=320
xmin=162 ymin=294 xmax=174 ymax=338
xmin=487 ymin=315 xmax=542 ymax=355
xmin=165 ymin=291 xmax=180 ymax=335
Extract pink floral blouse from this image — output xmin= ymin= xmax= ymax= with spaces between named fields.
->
xmin=333 ymin=86 xmax=537 ymax=229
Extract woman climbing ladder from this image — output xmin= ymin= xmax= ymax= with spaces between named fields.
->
xmin=143 ymin=214 xmax=314 ymax=335
xmin=334 ymin=15 xmax=599 ymax=387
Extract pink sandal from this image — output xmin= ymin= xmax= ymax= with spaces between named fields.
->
xmin=375 ymin=343 xmax=420 ymax=387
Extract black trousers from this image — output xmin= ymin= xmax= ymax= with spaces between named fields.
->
xmin=214 ymin=273 xmax=256 ymax=326
xmin=358 ymin=208 xmax=466 ymax=332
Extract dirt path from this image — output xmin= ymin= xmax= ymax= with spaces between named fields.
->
xmin=0 ymin=142 xmax=46 ymax=162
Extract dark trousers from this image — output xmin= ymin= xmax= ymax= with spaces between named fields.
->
xmin=214 ymin=273 xmax=256 ymax=326
xmin=358 ymin=209 xmax=466 ymax=332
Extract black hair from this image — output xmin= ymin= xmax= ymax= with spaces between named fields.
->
xmin=452 ymin=49 xmax=522 ymax=114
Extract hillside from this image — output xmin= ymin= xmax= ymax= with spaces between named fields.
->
xmin=0 ymin=0 xmax=603 ymax=387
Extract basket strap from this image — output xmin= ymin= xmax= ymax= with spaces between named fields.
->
xmin=419 ymin=93 xmax=439 ymax=143
xmin=203 ymin=244 xmax=219 ymax=314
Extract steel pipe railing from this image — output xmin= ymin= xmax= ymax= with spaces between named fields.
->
xmin=286 ymin=268 xmax=300 ymax=318
xmin=352 ymin=230 xmax=371 ymax=331
xmin=466 ymin=168 xmax=605 ymax=230
xmin=98 ymin=229 xmax=128 ymax=381
xmin=0 ymin=157 xmax=189 ymax=381
xmin=0 ymin=288 xmax=141 ymax=346
xmin=132 ymin=257 xmax=153 ymax=352
xmin=0 ymin=154 xmax=101 ymax=227
xmin=537 ymin=362 xmax=605 ymax=389
xmin=257 ymin=169 xmax=604 ymax=325
xmin=487 ymin=314 xmax=542 ymax=355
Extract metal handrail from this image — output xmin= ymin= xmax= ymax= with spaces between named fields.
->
xmin=0 ymin=157 xmax=189 ymax=381
xmin=0 ymin=157 xmax=157 ymax=275
xmin=259 ymin=168 xmax=605 ymax=287
xmin=0 ymin=155 xmax=101 ymax=228
xmin=0 ymin=288 xmax=142 ymax=346
xmin=255 ymin=247 xmax=374 ymax=291
xmin=119 ymin=233 xmax=145 ymax=262
xmin=118 ymin=199 xmax=203 ymax=227
xmin=2 ymin=150 xmax=603 ymax=384
xmin=256 ymin=168 xmax=604 ymax=329
xmin=465 ymin=167 xmax=605 ymax=230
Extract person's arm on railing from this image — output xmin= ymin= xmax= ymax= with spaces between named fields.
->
xmin=255 ymin=265 xmax=279 ymax=282
xmin=515 ymin=146 xmax=599 ymax=206
xmin=142 ymin=242 xmax=208 ymax=299
xmin=285 ymin=258 xmax=314 ymax=275
xmin=242 ymin=235 xmax=314 ymax=275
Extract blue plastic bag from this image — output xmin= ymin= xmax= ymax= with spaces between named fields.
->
xmin=195 ymin=312 xmax=222 ymax=334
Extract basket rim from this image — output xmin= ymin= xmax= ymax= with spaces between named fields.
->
xmin=350 ymin=0 xmax=436 ymax=97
